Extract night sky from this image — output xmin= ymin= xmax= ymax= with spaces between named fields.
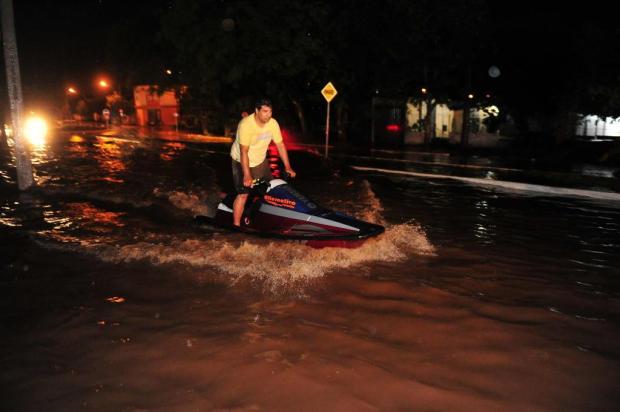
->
xmin=11 ymin=0 xmax=165 ymax=110
xmin=5 ymin=0 xmax=620 ymax=122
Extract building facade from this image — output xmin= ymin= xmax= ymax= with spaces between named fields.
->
xmin=133 ymin=85 xmax=179 ymax=127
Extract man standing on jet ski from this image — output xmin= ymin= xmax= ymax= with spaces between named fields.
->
xmin=230 ymin=98 xmax=296 ymax=227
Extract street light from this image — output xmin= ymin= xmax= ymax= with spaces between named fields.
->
xmin=65 ymin=87 xmax=79 ymax=121
xmin=98 ymin=79 xmax=110 ymax=89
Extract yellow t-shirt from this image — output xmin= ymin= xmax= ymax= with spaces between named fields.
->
xmin=230 ymin=114 xmax=283 ymax=167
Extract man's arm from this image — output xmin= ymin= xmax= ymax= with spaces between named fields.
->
xmin=274 ymin=142 xmax=296 ymax=177
xmin=240 ymin=144 xmax=253 ymax=187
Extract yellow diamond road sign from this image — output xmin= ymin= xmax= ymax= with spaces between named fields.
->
xmin=321 ymin=82 xmax=338 ymax=102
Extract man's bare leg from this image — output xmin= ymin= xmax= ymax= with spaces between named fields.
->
xmin=232 ymin=194 xmax=249 ymax=226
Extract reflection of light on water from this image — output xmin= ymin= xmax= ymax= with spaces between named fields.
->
xmin=0 ymin=168 xmax=14 ymax=184
xmin=473 ymin=200 xmax=496 ymax=244
xmin=94 ymin=136 xmax=127 ymax=176
xmin=43 ymin=210 xmax=73 ymax=230
xmin=160 ymin=142 xmax=186 ymax=161
xmin=35 ymin=203 xmax=126 ymax=238
xmin=0 ymin=216 xmax=20 ymax=227
xmin=67 ymin=138 xmax=88 ymax=156
xmin=102 ymin=177 xmax=125 ymax=183
xmin=475 ymin=200 xmax=488 ymax=210
xmin=66 ymin=202 xmax=126 ymax=227
xmin=474 ymin=223 xmax=489 ymax=238
xmin=29 ymin=145 xmax=51 ymax=165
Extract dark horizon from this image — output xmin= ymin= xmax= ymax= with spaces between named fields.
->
xmin=4 ymin=0 xmax=620 ymax=130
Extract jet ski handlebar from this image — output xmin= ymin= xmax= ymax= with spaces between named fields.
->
xmin=280 ymin=171 xmax=294 ymax=182
xmin=250 ymin=178 xmax=270 ymax=195
xmin=251 ymin=171 xmax=294 ymax=194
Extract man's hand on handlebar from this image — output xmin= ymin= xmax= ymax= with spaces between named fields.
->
xmin=285 ymin=168 xmax=296 ymax=178
xmin=243 ymin=175 xmax=253 ymax=187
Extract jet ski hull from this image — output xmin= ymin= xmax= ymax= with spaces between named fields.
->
xmin=202 ymin=179 xmax=384 ymax=246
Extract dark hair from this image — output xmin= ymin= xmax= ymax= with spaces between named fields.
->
xmin=254 ymin=98 xmax=272 ymax=110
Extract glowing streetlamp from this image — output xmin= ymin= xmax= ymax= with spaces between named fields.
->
xmin=98 ymin=79 xmax=110 ymax=89
xmin=64 ymin=87 xmax=80 ymax=121
xmin=421 ymin=87 xmax=427 ymax=94
xmin=165 ymin=69 xmax=172 ymax=75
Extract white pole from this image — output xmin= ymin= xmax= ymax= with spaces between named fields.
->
xmin=325 ymin=101 xmax=331 ymax=158
xmin=2 ymin=0 xmax=34 ymax=190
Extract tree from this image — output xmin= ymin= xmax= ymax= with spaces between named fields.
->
xmin=325 ymin=0 xmax=490 ymax=143
xmin=160 ymin=0 xmax=331 ymax=136
xmin=486 ymin=1 xmax=620 ymax=142
xmin=155 ymin=0 xmax=620 ymax=147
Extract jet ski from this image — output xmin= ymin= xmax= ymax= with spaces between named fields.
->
xmin=196 ymin=177 xmax=384 ymax=248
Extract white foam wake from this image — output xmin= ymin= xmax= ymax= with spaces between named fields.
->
xmin=351 ymin=166 xmax=620 ymax=201
xmin=87 ymin=222 xmax=434 ymax=287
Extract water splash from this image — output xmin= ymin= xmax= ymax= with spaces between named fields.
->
xmin=312 ymin=178 xmax=386 ymax=226
xmin=161 ymin=190 xmax=213 ymax=217
xmin=355 ymin=179 xmax=385 ymax=225
xmin=85 ymin=221 xmax=434 ymax=289
xmin=32 ymin=167 xmax=435 ymax=291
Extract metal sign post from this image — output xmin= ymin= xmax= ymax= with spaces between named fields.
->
xmin=324 ymin=101 xmax=331 ymax=157
xmin=102 ymin=108 xmax=110 ymax=129
xmin=321 ymin=82 xmax=337 ymax=158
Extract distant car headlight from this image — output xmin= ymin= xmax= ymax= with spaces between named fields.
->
xmin=24 ymin=116 xmax=48 ymax=145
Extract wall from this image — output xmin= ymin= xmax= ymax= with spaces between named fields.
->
xmin=575 ymin=115 xmax=620 ymax=138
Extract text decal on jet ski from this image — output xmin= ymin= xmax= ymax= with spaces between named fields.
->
xmin=264 ymin=195 xmax=296 ymax=209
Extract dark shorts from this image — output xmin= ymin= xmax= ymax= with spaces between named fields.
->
xmin=232 ymin=158 xmax=273 ymax=194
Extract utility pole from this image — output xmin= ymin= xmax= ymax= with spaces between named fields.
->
xmin=2 ymin=0 xmax=34 ymax=190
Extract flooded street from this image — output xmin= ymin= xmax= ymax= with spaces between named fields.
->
xmin=1 ymin=131 xmax=619 ymax=411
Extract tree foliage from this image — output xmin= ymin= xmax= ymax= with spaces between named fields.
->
xmin=160 ymin=0 xmax=330 ymax=129
xmin=159 ymin=0 xmax=495 ymax=137
xmin=153 ymin=0 xmax=620 ymax=139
